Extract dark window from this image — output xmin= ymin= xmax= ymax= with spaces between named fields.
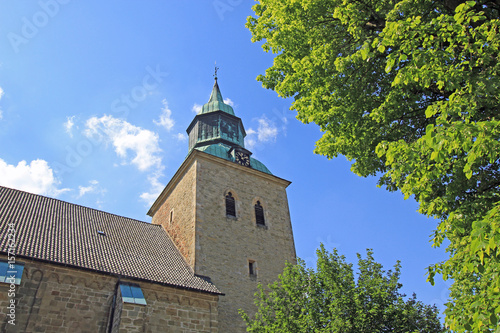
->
xmin=169 ymin=210 xmax=174 ymax=224
xmin=226 ymin=192 xmax=236 ymax=217
xmin=255 ymin=201 xmax=265 ymax=226
xmin=249 ymin=261 xmax=256 ymax=276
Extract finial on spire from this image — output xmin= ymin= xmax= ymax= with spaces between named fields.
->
xmin=214 ymin=62 xmax=219 ymax=80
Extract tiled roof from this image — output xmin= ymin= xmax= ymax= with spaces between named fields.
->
xmin=0 ymin=186 xmax=221 ymax=294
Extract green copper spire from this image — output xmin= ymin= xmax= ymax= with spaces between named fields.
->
xmin=185 ymin=75 xmax=273 ymax=175
xmin=200 ymin=79 xmax=235 ymax=115
xmin=208 ymin=79 xmax=223 ymax=103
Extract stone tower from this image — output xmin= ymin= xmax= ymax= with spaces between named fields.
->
xmin=148 ymin=77 xmax=296 ymax=332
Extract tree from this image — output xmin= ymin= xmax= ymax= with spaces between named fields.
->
xmin=241 ymin=245 xmax=446 ymax=332
xmin=247 ymin=0 xmax=500 ymax=331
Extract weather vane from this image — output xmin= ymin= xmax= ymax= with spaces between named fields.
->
xmin=214 ymin=62 xmax=219 ymax=80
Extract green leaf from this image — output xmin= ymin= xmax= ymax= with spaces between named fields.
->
xmin=361 ymin=44 xmax=370 ymax=60
xmin=489 ymin=312 xmax=497 ymax=326
xmin=385 ymin=58 xmax=395 ymax=73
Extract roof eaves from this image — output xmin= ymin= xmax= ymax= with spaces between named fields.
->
xmin=0 ymin=252 xmax=223 ymax=295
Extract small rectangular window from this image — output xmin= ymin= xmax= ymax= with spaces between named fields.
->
xmin=248 ymin=260 xmax=256 ymax=276
xmin=0 ymin=260 xmax=24 ymax=285
xmin=169 ymin=210 xmax=174 ymax=224
xmin=120 ymin=283 xmax=147 ymax=305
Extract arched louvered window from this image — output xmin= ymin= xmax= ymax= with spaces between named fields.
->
xmin=255 ymin=201 xmax=265 ymax=226
xmin=226 ymin=192 xmax=236 ymax=217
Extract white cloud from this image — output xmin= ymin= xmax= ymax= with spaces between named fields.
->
xmin=64 ymin=116 xmax=75 ymax=137
xmin=154 ymin=99 xmax=175 ymax=131
xmin=223 ymin=98 xmax=234 ymax=106
xmin=77 ymin=179 xmax=100 ymax=198
xmin=140 ymin=172 xmax=165 ymax=206
xmin=246 ymin=128 xmax=257 ymax=135
xmin=0 ymin=158 xmax=69 ymax=197
xmin=83 ymin=115 xmax=162 ymax=171
xmin=192 ymin=103 xmax=202 ymax=114
xmin=245 ymin=115 xmax=278 ymax=149
xmin=256 ymin=116 xmax=278 ymax=142
xmin=82 ymin=114 xmax=170 ymax=205
xmin=175 ymin=132 xmax=188 ymax=141
xmin=245 ymin=137 xmax=257 ymax=150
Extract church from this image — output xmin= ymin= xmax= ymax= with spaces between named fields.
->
xmin=0 ymin=77 xmax=296 ymax=332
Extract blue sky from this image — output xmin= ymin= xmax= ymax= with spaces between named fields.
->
xmin=0 ymin=1 xmax=449 ymax=315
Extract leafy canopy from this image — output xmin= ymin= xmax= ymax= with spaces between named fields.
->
xmin=241 ymin=245 xmax=446 ymax=332
xmin=247 ymin=0 xmax=500 ymax=331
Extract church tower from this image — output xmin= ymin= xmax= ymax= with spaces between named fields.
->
xmin=148 ymin=76 xmax=296 ymax=332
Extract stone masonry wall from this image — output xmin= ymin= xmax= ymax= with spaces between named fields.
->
xmin=115 ymin=284 xmax=218 ymax=333
xmin=151 ymin=162 xmax=197 ymax=270
xmin=194 ymin=153 xmax=296 ymax=333
xmin=0 ymin=258 xmax=115 ymax=332
xmin=0 ymin=257 xmax=218 ymax=332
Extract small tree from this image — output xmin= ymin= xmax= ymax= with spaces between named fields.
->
xmin=241 ymin=245 xmax=446 ymax=333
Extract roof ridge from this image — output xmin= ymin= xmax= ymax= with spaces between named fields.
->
xmin=0 ymin=185 xmax=156 ymax=227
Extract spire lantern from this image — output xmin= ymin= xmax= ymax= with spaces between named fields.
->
xmin=185 ymin=76 xmax=272 ymax=175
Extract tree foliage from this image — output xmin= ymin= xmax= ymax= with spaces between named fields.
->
xmin=247 ymin=0 xmax=500 ymax=331
xmin=241 ymin=245 xmax=446 ymax=332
